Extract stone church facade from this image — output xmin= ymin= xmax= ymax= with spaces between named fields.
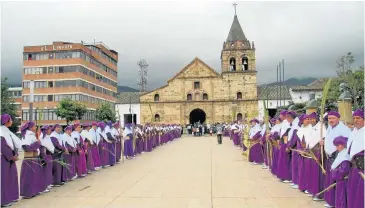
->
xmin=140 ymin=14 xmax=258 ymax=124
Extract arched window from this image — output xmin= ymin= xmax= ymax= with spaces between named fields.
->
xmin=187 ymin=93 xmax=192 ymax=101
xmin=154 ymin=94 xmax=159 ymax=102
xmin=195 ymin=93 xmax=200 ymax=101
xmin=237 ymin=113 xmax=242 ymax=121
xmin=242 ymin=57 xmax=248 ymax=71
xmin=203 ymin=93 xmax=208 ymax=100
xmin=229 ymin=57 xmax=236 ymax=71
xmin=237 ymin=92 xmax=242 ymax=100
xmin=154 ymin=114 xmax=160 ymax=122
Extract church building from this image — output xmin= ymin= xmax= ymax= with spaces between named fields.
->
xmin=139 ymin=13 xmax=258 ymax=124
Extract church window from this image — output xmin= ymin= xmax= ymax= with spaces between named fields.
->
xmin=203 ymin=93 xmax=208 ymax=100
xmin=154 ymin=114 xmax=160 ymax=122
xmin=242 ymin=57 xmax=248 ymax=71
xmin=154 ymin=94 xmax=159 ymax=102
xmin=237 ymin=113 xmax=242 ymax=121
xmin=237 ymin=92 xmax=242 ymax=100
xmin=229 ymin=58 xmax=236 ymax=71
xmin=194 ymin=81 xmax=200 ymax=89
xmin=187 ymin=94 xmax=192 ymax=101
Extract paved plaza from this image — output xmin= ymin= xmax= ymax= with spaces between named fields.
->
xmin=13 ymin=136 xmax=324 ymax=208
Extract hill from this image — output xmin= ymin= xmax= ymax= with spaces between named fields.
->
xmin=263 ymin=77 xmax=317 ymax=87
xmin=117 ymin=86 xmax=139 ymax=93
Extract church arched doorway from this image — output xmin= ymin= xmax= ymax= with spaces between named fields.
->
xmin=189 ymin=108 xmax=206 ymax=124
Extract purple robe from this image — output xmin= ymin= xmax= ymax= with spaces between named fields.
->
xmin=347 ymin=151 xmax=364 ymax=208
xmin=307 ymin=149 xmax=325 ymax=197
xmin=50 ymin=137 xmax=66 ymax=185
xmin=248 ymin=131 xmax=264 ymax=164
xmin=331 ymin=160 xmax=351 ymax=208
xmin=288 ymin=130 xmax=299 ymax=185
xmin=91 ymin=145 xmax=101 ymax=168
xmin=106 ymin=132 xmax=116 ymax=166
xmin=84 ymin=141 xmax=95 ymax=171
xmin=98 ymin=135 xmax=109 ymax=167
xmin=260 ymin=132 xmax=269 ymax=166
xmin=64 ymin=143 xmax=77 ymax=180
xmin=324 ymin=156 xmax=336 ymax=206
xmin=20 ymin=142 xmax=44 ymax=198
xmin=276 ymin=131 xmax=292 ymax=181
xmin=269 ymin=132 xmax=279 ymax=175
xmin=116 ymin=135 xmax=122 ymax=162
xmin=40 ymin=146 xmax=53 ymax=188
xmin=1 ymin=137 xmax=19 ymax=205
xmin=124 ymin=134 xmax=134 ymax=158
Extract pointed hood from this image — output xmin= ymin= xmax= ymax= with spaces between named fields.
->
xmin=226 ymin=15 xmax=247 ymax=42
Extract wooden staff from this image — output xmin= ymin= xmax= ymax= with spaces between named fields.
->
xmin=315 ymin=175 xmax=348 ymax=197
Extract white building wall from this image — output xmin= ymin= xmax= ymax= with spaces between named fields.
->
xmin=258 ymin=99 xmax=291 ymax=120
xmin=115 ymin=104 xmax=141 ymax=125
xmin=289 ymin=90 xmax=323 ymax=104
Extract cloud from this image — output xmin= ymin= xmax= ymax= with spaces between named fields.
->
xmin=1 ymin=1 xmax=363 ymax=89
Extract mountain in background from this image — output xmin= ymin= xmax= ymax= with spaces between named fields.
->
xmin=262 ymin=77 xmax=318 ymax=87
xmin=117 ymin=86 xmax=139 ymax=93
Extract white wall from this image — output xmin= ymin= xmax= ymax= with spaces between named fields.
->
xmin=258 ymin=99 xmax=291 ymax=120
xmin=115 ymin=104 xmax=141 ymax=125
xmin=289 ymin=90 xmax=323 ymax=104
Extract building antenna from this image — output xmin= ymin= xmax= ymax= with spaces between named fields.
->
xmin=137 ymin=59 xmax=149 ymax=92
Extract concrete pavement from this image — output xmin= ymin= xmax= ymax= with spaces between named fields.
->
xmin=12 ymin=136 xmax=324 ymax=208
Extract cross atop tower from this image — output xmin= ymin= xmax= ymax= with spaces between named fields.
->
xmin=233 ymin=2 xmax=237 ymax=16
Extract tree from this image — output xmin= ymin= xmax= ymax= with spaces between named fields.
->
xmin=55 ymin=98 xmax=87 ymax=125
xmin=96 ymin=103 xmax=116 ymax=122
xmin=1 ymin=78 xmax=21 ymax=133
xmin=330 ymin=52 xmax=364 ymax=109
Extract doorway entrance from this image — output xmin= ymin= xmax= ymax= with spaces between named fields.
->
xmin=189 ymin=108 xmax=206 ymax=124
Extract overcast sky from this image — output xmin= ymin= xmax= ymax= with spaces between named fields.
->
xmin=1 ymin=1 xmax=364 ymax=90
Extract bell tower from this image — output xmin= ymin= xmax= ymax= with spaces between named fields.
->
xmin=221 ymin=4 xmax=256 ymax=73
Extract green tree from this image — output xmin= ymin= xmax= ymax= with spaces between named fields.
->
xmin=1 ymin=78 xmax=21 ymax=133
xmin=55 ymin=98 xmax=87 ymax=124
xmin=96 ymin=103 xmax=116 ymax=122
xmin=330 ymin=52 xmax=364 ymax=109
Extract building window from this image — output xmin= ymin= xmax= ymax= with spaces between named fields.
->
xmin=237 ymin=92 xmax=242 ymax=100
xmin=154 ymin=114 xmax=160 ymax=122
xmin=237 ymin=113 xmax=243 ymax=121
xmin=203 ymin=93 xmax=208 ymax=100
xmin=194 ymin=81 xmax=200 ymax=89
xmin=229 ymin=57 xmax=236 ymax=71
xmin=48 ymin=95 xmax=53 ymax=102
xmin=187 ymin=93 xmax=192 ymax=101
xmin=154 ymin=94 xmax=159 ymax=102
xmin=242 ymin=57 xmax=248 ymax=71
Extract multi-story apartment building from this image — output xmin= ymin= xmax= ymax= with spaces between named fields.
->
xmin=8 ymin=87 xmax=22 ymax=119
xmin=22 ymin=41 xmax=118 ymax=125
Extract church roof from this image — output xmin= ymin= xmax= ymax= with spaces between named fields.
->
xmin=226 ymin=15 xmax=247 ymax=42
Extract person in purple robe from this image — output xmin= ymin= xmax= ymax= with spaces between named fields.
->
xmin=81 ymin=123 xmax=95 ymax=173
xmin=248 ymin=119 xmax=264 ymax=164
xmin=72 ymin=123 xmax=87 ymax=177
xmin=323 ymin=111 xmax=351 ymax=207
xmin=285 ymin=111 xmax=300 ymax=188
xmin=105 ymin=121 xmax=117 ymax=166
xmin=20 ymin=121 xmax=48 ymax=198
xmin=347 ymin=109 xmax=364 ymax=208
xmin=1 ymin=114 xmax=21 ymax=207
xmin=295 ymin=114 xmax=312 ymax=192
xmin=259 ymin=121 xmax=269 ymax=169
xmin=112 ymin=121 xmax=122 ymax=163
xmin=330 ymin=136 xmax=351 ymax=208
xmin=62 ymin=125 xmax=77 ymax=180
xmin=97 ymin=122 xmax=109 ymax=167
xmin=276 ymin=110 xmax=293 ymax=183
xmin=39 ymin=125 xmax=55 ymax=191
xmin=269 ymin=118 xmax=281 ymax=176
xmin=89 ymin=122 xmax=101 ymax=169
xmin=49 ymin=124 xmax=68 ymax=186
xmin=123 ymin=123 xmax=134 ymax=159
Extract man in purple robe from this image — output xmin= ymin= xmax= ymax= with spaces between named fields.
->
xmin=123 ymin=123 xmax=134 ymax=159
xmin=323 ymin=111 xmax=351 ymax=207
xmin=89 ymin=122 xmax=101 ymax=169
xmin=112 ymin=121 xmax=122 ymax=162
xmin=269 ymin=118 xmax=281 ymax=176
xmin=1 ymin=114 xmax=21 ymax=206
xmin=49 ymin=124 xmax=68 ymax=186
xmin=81 ymin=123 xmax=95 ymax=173
xmin=72 ymin=123 xmax=87 ymax=177
xmin=285 ymin=111 xmax=299 ymax=188
xmin=248 ymin=119 xmax=264 ymax=164
xmin=347 ymin=109 xmax=364 ymax=208
xmin=105 ymin=121 xmax=117 ymax=166
xmin=277 ymin=110 xmax=293 ymax=183
xmin=39 ymin=125 xmax=54 ymax=191
xmin=330 ymin=136 xmax=351 ymax=208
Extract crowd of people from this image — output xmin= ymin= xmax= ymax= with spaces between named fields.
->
xmin=0 ymin=114 xmax=182 ymax=207
xmin=224 ymin=109 xmax=364 ymax=208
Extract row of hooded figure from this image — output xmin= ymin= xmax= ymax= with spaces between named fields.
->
xmin=0 ymin=114 xmax=182 ymax=207
xmin=242 ymin=109 xmax=364 ymax=208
